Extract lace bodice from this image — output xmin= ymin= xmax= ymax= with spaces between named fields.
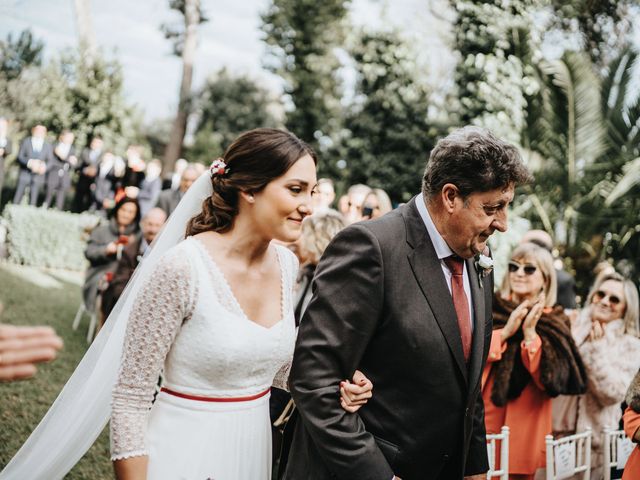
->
xmin=110 ymin=237 xmax=298 ymax=460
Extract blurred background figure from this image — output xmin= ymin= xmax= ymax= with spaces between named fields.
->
xmin=0 ymin=314 xmax=63 ymax=382
xmin=120 ymin=144 xmax=146 ymax=199
xmin=271 ymin=208 xmax=347 ymax=466
xmin=72 ymin=136 xmax=103 ymax=213
xmin=622 ymin=370 xmax=640 ymax=480
xmin=312 ymin=178 xmax=336 ymax=211
xmin=483 ymin=243 xmax=586 ymax=479
xmin=165 ymin=157 xmax=188 ymax=190
xmin=343 ymin=183 xmax=371 ymax=224
xmin=520 ymin=229 xmax=577 ymax=311
xmin=101 ymin=207 xmax=167 ymax=318
xmin=0 ymin=117 xmax=13 ymax=203
xmin=361 ymin=188 xmax=392 ymax=220
xmin=137 ymin=158 xmax=163 ymax=216
xmin=553 ymin=271 xmax=640 ymax=478
xmin=13 ymin=124 xmax=53 ymax=206
xmin=93 ymin=152 xmax=125 ymax=215
xmin=43 ymin=130 xmax=77 ymax=210
xmin=81 ymin=197 xmax=140 ymax=317
xmin=155 ymin=164 xmax=198 ymax=216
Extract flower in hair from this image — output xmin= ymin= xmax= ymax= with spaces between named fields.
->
xmin=209 ymin=158 xmax=229 ymax=177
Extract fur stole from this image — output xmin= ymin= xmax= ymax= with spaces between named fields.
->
xmin=626 ymin=369 xmax=640 ymax=413
xmin=490 ymin=294 xmax=588 ymax=407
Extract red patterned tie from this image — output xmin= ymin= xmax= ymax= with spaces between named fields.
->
xmin=443 ymin=255 xmax=472 ymax=362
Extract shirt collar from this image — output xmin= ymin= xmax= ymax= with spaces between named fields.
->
xmin=415 ymin=193 xmax=454 ymax=260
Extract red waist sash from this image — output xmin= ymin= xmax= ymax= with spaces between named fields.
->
xmin=160 ymin=387 xmax=271 ymax=403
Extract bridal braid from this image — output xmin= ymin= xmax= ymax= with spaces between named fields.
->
xmin=186 ymin=128 xmax=317 ymax=236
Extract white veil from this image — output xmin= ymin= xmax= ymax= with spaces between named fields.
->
xmin=0 ymin=173 xmax=213 ymax=480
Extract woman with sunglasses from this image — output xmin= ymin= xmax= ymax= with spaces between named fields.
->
xmin=482 ymin=242 xmax=586 ymax=479
xmin=553 ymin=271 xmax=640 ymax=478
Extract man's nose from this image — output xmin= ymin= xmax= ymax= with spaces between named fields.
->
xmin=493 ymin=211 xmax=508 ymax=233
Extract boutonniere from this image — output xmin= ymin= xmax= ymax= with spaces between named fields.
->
xmin=474 ymin=248 xmax=493 ymax=288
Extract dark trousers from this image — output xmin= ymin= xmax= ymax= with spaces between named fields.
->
xmin=72 ymin=176 xmax=95 ymax=213
xmin=44 ymin=168 xmax=72 ymax=210
xmin=13 ymin=170 xmax=45 ymax=206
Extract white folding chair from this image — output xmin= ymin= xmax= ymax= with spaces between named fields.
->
xmin=72 ymin=302 xmax=97 ymax=344
xmin=486 ymin=426 xmax=509 ymax=479
xmin=545 ymin=428 xmax=591 ymax=480
xmin=603 ymin=428 xmax=634 ymax=480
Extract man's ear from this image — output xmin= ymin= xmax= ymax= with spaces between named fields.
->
xmin=441 ymin=183 xmax=459 ymax=214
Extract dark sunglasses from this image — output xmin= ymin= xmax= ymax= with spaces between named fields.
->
xmin=592 ymin=290 xmax=622 ymax=306
xmin=508 ymin=261 xmax=538 ymax=276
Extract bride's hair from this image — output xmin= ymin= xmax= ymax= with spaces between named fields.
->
xmin=186 ymin=128 xmax=317 ymax=236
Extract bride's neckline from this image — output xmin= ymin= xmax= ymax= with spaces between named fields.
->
xmin=190 ymin=236 xmax=287 ymax=330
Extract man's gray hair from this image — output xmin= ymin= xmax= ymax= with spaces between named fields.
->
xmin=422 ymin=126 xmax=532 ymax=199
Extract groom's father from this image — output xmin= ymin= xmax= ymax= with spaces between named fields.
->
xmin=283 ymin=127 xmax=532 ymax=480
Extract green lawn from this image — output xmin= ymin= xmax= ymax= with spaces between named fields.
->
xmin=0 ymin=263 xmax=112 ymax=479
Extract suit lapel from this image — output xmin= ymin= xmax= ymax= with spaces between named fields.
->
xmin=466 ymin=257 xmax=486 ymax=389
xmin=404 ymin=199 xmax=468 ymax=383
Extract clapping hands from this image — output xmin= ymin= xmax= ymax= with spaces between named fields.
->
xmin=501 ymin=293 xmax=545 ymax=343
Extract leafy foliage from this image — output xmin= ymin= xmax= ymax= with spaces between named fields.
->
xmin=188 ymin=69 xmax=280 ymax=163
xmin=160 ymin=0 xmax=208 ymax=56
xmin=335 ymin=29 xmax=440 ymax=202
xmin=261 ymin=0 xmax=349 ymax=150
xmin=0 ymin=29 xmax=44 ymax=80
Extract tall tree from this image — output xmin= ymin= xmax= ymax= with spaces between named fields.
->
xmin=162 ymin=0 xmax=206 ymax=173
xmin=0 ymin=29 xmax=44 ymax=80
xmin=73 ymin=0 xmax=97 ymax=62
xmin=336 ymin=29 xmax=439 ymax=203
xmin=261 ymin=0 xmax=349 ymax=151
xmin=188 ymin=68 xmax=280 ymax=164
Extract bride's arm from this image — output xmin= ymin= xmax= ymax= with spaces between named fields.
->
xmin=111 ymin=251 xmax=196 ymax=479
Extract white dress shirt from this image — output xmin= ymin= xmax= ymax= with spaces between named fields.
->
xmin=415 ymin=193 xmax=475 ymax=332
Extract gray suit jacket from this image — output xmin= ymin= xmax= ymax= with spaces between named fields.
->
xmin=282 ymin=197 xmax=492 ymax=480
xmin=155 ymin=188 xmax=181 ymax=217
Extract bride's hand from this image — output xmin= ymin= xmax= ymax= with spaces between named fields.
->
xmin=340 ymin=369 xmax=373 ymax=413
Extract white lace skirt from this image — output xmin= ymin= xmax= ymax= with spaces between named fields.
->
xmin=145 ymin=390 xmax=272 ymax=480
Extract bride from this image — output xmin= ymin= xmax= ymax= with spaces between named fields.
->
xmin=1 ymin=129 xmax=372 ymax=480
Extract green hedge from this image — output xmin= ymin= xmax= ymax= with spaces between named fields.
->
xmin=2 ymin=205 xmax=101 ymax=271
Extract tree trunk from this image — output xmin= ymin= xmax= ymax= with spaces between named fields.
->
xmin=163 ymin=0 xmax=200 ymax=174
xmin=73 ymin=0 xmax=96 ymax=63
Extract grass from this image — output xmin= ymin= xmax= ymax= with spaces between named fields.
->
xmin=0 ymin=263 xmax=113 ymax=479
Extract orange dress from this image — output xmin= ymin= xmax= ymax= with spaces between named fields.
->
xmin=622 ymin=407 xmax=640 ymax=480
xmin=482 ymin=330 xmax=550 ymax=476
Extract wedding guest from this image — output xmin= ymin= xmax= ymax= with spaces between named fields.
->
xmin=72 ymin=136 xmax=103 ymax=213
xmin=43 ymin=130 xmax=78 ymax=210
xmin=343 ymin=183 xmax=372 ymax=224
xmin=164 ymin=157 xmax=188 ymax=190
xmin=312 ymin=178 xmax=336 ymax=211
xmin=93 ymin=152 xmax=125 ymax=214
xmin=137 ymin=159 xmax=163 ymax=216
xmin=622 ymin=369 xmax=640 ymax=480
xmin=553 ymin=272 xmax=640 ymax=478
xmin=13 ymin=124 xmax=53 ymax=206
xmin=82 ymin=197 xmax=140 ymax=316
xmin=155 ymin=164 xmax=199 ymax=216
xmin=483 ymin=243 xmax=586 ymax=479
xmin=520 ymin=230 xmax=577 ymax=310
xmin=120 ymin=145 xmax=146 ymax=199
xmin=101 ymin=207 xmax=167 ymax=318
xmin=361 ymin=188 xmax=393 ymax=220
xmin=0 ymin=117 xmax=13 ymax=203
xmin=0 ymin=319 xmax=63 ymax=382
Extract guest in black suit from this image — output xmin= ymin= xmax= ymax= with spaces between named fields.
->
xmin=72 ymin=136 xmax=103 ymax=213
xmin=0 ymin=117 xmax=13 ymax=203
xmin=137 ymin=159 xmax=163 ymax=216
xmin=282 ymin=126 xmax=533 ymax=480
xmin=93 ymin=152 xmax=125 ymax=215
xmin=13 ymin=124 xmax=54 ymax=206
xmin=44 ymin=130 xmax=78 ymax=210
xmin=155 ymin=164 xmax=199 ymax=216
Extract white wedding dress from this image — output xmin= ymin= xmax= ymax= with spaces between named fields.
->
xmin=110 ymin=236 xmax=297 ymax=480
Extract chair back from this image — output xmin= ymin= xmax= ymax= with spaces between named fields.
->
xmin=603 ymin=428 xmax=634 ymax=480
xmin=545 ymin=428 xmax=592 ymax=480
xmin=486 ymin=426 xmax=509 ymax=480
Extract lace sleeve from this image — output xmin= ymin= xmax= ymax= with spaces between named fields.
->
xmin=110 ymin=248 xmax=196 ymax=460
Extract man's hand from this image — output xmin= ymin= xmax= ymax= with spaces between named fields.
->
xmin=0 ymin=323 xmax=63 ymax=381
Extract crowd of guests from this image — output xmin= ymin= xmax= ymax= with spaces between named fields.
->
xmin=3 ymin=121 xmax=640 ymax=480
